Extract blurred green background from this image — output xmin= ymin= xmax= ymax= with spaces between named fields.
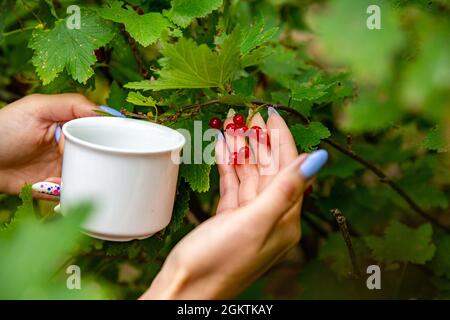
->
xmin=0 ymin=0 xmax=449 ymax=299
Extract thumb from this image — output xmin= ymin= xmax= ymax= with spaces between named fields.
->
xmin=30 ymin=93 xmax=99 ymax=122
xmin=246 ymin=149 xmax=328 ymax=227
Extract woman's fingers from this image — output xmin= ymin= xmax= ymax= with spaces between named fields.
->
xmin=266 ymin=107 xmax=298 ymax=170
xmin=29 ymin=93 xmax=99 ymax=122
xmin=246 ymin=150 xmax=328 ymax=232
xmin=224 ymin=109 xmax=259 ymax=206
xmin=215 ymin=132 xmax=239 ymax=214
xmin=45 ymin=177 xmax=62 ymax=185
xmin=248 ymin=111 xmax=274 ymax=191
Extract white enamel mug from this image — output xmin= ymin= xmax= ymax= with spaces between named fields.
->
xmin=60 ymin=117 xmax=185 ymax=241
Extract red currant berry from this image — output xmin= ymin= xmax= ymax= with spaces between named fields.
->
xmin=239 ymin=146 xmax=250 ymax=159
xmin=235 ymin=125 xmax=248 ymax=136
xmin=230 ymin=151 xmax=239 ymax=165
xmin=137 ymin=8 xmax=145 ymax=15
xmin=209 ymin=117 xmax=222 ymax=129
xmin=225 ymin=123 xmax=237 ymax=133
xmin=304 ymin=185 xmax=313 ymax=197
xmin=249 ymin=126 xmax=262 ymax=140
xmin=233 ymin=114 xmax=245 ymax=126
xmin=95 ymin=48 xmax=106 ymax=62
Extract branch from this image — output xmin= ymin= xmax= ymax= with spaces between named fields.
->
xmin=331 ymin=208 xmax=361 ymax=279
xmin=250 ymin=101 xmax=450 ymax=233
xmin=124 ymin=97 xmax=450 ymax=232
xmin=322 ymin=138 xmax=449 ymax=231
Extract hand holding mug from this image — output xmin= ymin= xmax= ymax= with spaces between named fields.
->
xmin=0 ymin=94 xmax=98 ymax=196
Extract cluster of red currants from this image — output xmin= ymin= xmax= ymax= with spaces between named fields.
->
xmin=209 ymin=113 xmax=313 ymax=197
xmin=209 ymin=112 xmax=313 ymax=197
xmin=209 ymin=113 xmax=270 ymax=165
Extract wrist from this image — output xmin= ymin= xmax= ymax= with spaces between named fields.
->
xmin=140 ymin=265 xmax=191 ymax=300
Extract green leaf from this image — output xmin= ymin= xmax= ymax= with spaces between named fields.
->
xmin=319 ymin=157 xmax=364 ymax=179
xmin=397 ymin=157 xmax=449 ymax=209
xmin=284 ymin=79 xmax=336 ymax=102
xmin=0 ymin=0 xmax=15 ymax=44
xmin=429 ymin=233 xmax=450 ymax=280
xmin=240 ymin=15 xmax=278 ymax=54
xmin=126 ymin=91 xmax=156 ymax=107
xmin=291 ymin=122 xmax=331 ymax=152
xmin=260 ymin=46 xmax=303 ymax=79
xmin=180 ymin=164 xmax=211 ymax=193
xmin=308 ymin=0 xmax=403 ymax=83
xmin=232 ymin=76 xmax=256 ymax=97
xmin=401 ymin=16 xmax=450 ymax=107
xmin=107 ymin=81 xmax=133 ymax=112
xmin=218 ymin=93 xmax=252 ymax=106
xmin=365 ymin=222 xmax=436 ymax=264
xmin=319 ymin=232 xmax=365 ymax=278
xmin=241 ymin=46 xmax=270 ymax=68
xmin=29 ymin=9 xmax=115 ymax=84
xmin=125 ymin=31 xmax=240 ymax=91
xmin=166 ymin=0 xmax=223 ymax=28
xmin=15 ymin=184 xmax=34 ymax=219
xmin=167 ymin=182 xmax=190 ymax=234
xmin=298 ymin=261 xmax=360 ymax=299
xmin=0 ymin=203 xmax=106 ymax=299
xmin=271 ymin=91 xmax=312 ymax=117
xmin=2 ymin=184 xmax=34 ymax=229
xmin=217 ymin=29 xmax=241 ymax=86
xmin=420 ymin=126 xmax=448 ymax=153
xmin=343 ymin=89 xmax=402 ymax=133
xmin=44 ymin=0 xmax=58 ymax=18
xmin=98 ymin=1 xmax=170 ymax=47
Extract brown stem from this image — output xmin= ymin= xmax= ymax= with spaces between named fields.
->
xmin=331 ymin=208 xmax=361 ymax=278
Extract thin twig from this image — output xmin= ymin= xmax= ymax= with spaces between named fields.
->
xmin=323 ymin=138 xmax=449 ymax=231
xmin=250 ymin=101 xmax=450 ymax=232
xmin=331 ymin=208 xmax=361 ymax=278
xmin=346 ymin=134 xmax=353 ymax=151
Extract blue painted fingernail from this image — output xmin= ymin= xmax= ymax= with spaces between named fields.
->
xmin=299 ymin=149 xmax=328 ymax=179
xmin=99 ymin=106 xmax=126 ymax=118
xmin=55 ymin=125 xmax=61 ymax=143
xmin=268 ymin=106 xmax=279 ymax=117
